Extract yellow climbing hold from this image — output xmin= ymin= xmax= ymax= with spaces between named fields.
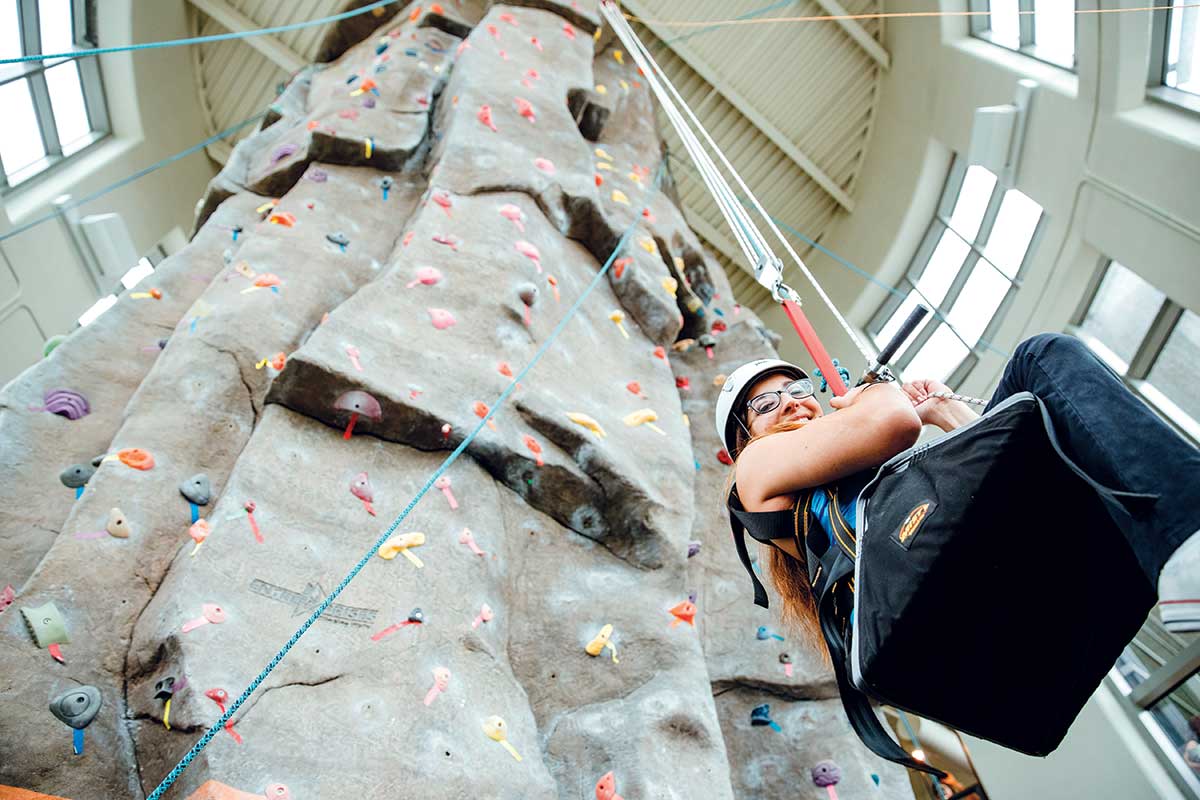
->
xmin=594 ymin=147 xmax=614 ymax=161
xmin=593 ymin=26 xmax=601 ymax=41
xmin=611 ymin=189 xmax=630 ymax=205
xmin=638 ymin=237 xmax=657 ymax=255
xmin=627 ymin=171 xmax=642 ymax=185
xmin=586 ymin=623 xmax=620 ymax=663
xmin=673 ymin=256 xmax=685 ymax=272
xmin=619 ymin=79 xmax=629 ymax=91
xmin=364 ymin=137 xmax=374 ymax=158
xmin=624 ymin=408 xmax=666 ymax=435
xmin=379 ymin=532 xmax=426 ymax=567
xmin=609 ymin=309 xmax=629 ymax=338
xmin=482 ymin=716 xmax=523 ymax=761
xmin=596 ymin=161 xmax=613 ymax=171
xmin=682 ymin=413 xmax=690 ymax=428
xmin=662 ymin=276 xmax=678 ymax=297
xmin=613 ymin=50 xmax=624 ymax=64
xmin=595 ymin=84 xmax=608 ymax=95
xmin=566 ymin=412 xmax=607 ymax=439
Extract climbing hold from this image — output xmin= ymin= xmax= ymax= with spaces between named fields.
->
xmin=596 ymin=161 xmax=613 ymax=172
xmin=609 ymin=310 xmax=629 ymax=339
xmin=625 ymin=381 xmax=646 ymax=398
xmin=595 ymin=147 xmax=613 ymax=162
xmin=624 ymin=408 xmax=666 ymax=435
xmin=750 ymin=703 xmax=782 ymax=731
xmin=29 ymin=388 xmax=89 ymax=420
xmin=364 ymin=137 xmax=374 ymax=158
xmin=780 ymin=652 xmax=794 ymax=678
xmin=42 ymin=333 xmax=67 ymax=357
xmin=441 ymin=423 xmax=452 ymax=441
xmin=566 ymin=411 xmax=606 ymax=439
xmin=473 ymin=400 xmax=498 ymax=431
xmin=243 ymin=501 xmax=263 ymax=543
xmin=378 ymin=532 xmax=426 ymax=567
xmin=326 ymin=231 xmax=350 ymax=252
xmin=514 ymin=97 xmax=536 ymax=122
xmin=188 ymin=519 xmax=211 ymax=556
xmin=50 ymin=685 xmax=101 ymax=755
xmin=585 ymin=623 xmax=619 ymax=663
xmin=698 ymin=333 xmax=717 ymax=359
xmin=594 ymin=173 xmax=604 ymax=187
xmin=406 ymin=266 xmax=443 ymax=288
xmin=345 ymin=345 xmax=363 ymax=372
xmin=428 ymin=308 xmax=457 ymax=330
xmin=107 ymin=507 xmax=131 ymax=539
xmin=687 ymin=541 xmax=701 ymax=558
xmin=482 ymin=715 xmax=521 ymax=761
xmin=154 ymin=675 xmax=177 ymax=701
xmin=613 ymin=50 xmax=625 ymax=64
xmin=371 ymin=607 xmax=425 ymax=640
xmin=756 ymin=625 xmax=785 ymax=641
xmin=432 ymin=233 xmax=460 ymax=250
xmin=478 ymin=104 xmax=498 ymax=132
xmin=350 ymin=472 xmax=376 ymax=516
xmin=471 ymin=603 xmax=493 ymax=629
xmin=0 ymin=584 xmax=13 ymax=614
xmin=182 ymin=603 xmax=226 ymax=633
xmin=716 ymin=448 xmax=733 ymax=466
xmin=675 ymin=376 xmax=691 ymax=391
xmin=267 ymin=211 xmax=295 ymax=227
xmin=129 ymin=287 xmax=162 ymax=300
xmin=434 ymin=476 xmax=459 ymax=509
xmin=335 ymin=390 xmax=382 ymax=440
xmin=59 ymin=463 xmax=95 ymax=489
xmin=499 ymin=203 xmax=526 ymax=232
xmin=424 ymin=667 xmax=451 ymax=706
xmin=522 ymin=435 xmax=544 ymax=466
xmin=459 ymin=527 xmax=486 ymax=556
xmin=487 ymin=23 xmax=500 ymax=39
xmin=652 ymin=345 xmax=667 ymax=360
xmin=563 ymin=23 xmax=576 ymax=40
xmin=812 ymin=760 xmax=842 ymax=799
xmin=595 ymin=84 xmax=608 ymax=95
xmin=546 ymin=275 xmax=560 ymax=302
xmin=595 ymin=771 xmax=625 ymax=800
xmin=431 ymin=190 xmax=452 ymax=215
xmin=104 ymin=448 xmax=155 ymax=470
xmin=668 ymin=598 xmax=696 ymax=627
xmin=638 ymin=237 xmax=657 ymax=255
xmin=662 ymin=276 xmax=678 ymax=297
xmin=612 ymin=257 xmax=631 ymax=280
xmin=514 ymin=240 xmax=542 ymax=272
xmin=533 ymin=157 xmax=555 ymax=174
xmin=180 ymin=474 xmax=212 ymax=506
xmin=22 ymin=602 xmax=69 ymax=659
xmin=380 ymin=176 xmax=393 ymax=200
xmin=255 ymin=352 xmax=287 ymax=371
xmin=205 ymin=688 xmax=243 ymax=743
xmin=516 ymin=283 xmax=538 ymax=326
xmin=270 ymin=144 xmax=297 ymax=164
xmin=611 ymin=190 xmax=629 ymax=205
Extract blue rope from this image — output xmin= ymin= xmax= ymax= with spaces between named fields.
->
xmin=664 ymin=0 xmax=796 ymax=44
xmin=146 ymin=163 xmax=668 ymax=800
xmin=0 ymin=112 xmax=265 ymax=246
xmin=665 ymin=152 xmax=1012 ymax=360
xmin=0 ymin=0 xmax=398 ymax=65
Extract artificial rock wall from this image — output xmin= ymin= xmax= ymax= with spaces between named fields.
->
xmin=0 ymin=3 xmax=915 ymax=799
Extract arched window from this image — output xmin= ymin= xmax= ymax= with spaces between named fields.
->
xmin=0 ymin=0 xmax=109 ymax=191
xmin=968 ymin=0 xmax=1077 ymax=71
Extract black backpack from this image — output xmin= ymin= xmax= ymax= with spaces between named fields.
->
xmin=802 ymin=391 xmax=1158 ymax=777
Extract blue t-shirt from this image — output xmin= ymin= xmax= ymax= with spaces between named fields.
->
xmin=807 ymin=468 xmax=876 ymax=549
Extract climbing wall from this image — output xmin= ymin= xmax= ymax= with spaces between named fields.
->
xmin=0 ymin=3 xmax=916 ymax=799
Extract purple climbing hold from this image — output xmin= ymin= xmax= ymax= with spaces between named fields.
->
xmin=811 ymin=760 xmax=842 ymax=787
xmin=271 ymin=144 xmax=298 ymax=164
xmin=363 ymin=97 xmax=377 ymax=109
xmin=687 ymin=541 xmax=701 ymax=558
xmin=309 ymin=169 xmax=329 ymax=183
xmin=34 ymin=389 xmax=90 ymax=420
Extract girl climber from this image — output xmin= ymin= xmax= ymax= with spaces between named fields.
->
xmin=716 ymin=332 xmax=1200 ymax=658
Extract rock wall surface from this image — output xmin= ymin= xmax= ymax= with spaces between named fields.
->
xmin=0 ymin=3 xmax=915 ymax=799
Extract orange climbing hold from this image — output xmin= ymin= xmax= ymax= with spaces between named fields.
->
xmin=267 ymin=212 xmax=295 ymax=227
xmin=118 ymin=448 xmax=155 ymax=470
xmin=522 ymin=435 xmax=544 ymax=466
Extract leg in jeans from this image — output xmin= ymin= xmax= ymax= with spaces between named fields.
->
xmin=984 ymin=333 xmax=1200 ymax=587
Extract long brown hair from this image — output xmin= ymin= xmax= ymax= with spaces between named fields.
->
xmin=722 ymin=407 xmax=832 ymax=669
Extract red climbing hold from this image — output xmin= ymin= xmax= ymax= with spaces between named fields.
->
xmin=478 ymin=104 xmax=498 ymax=132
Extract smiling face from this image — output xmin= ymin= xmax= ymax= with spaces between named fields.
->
xmin=743 ymin=372 xmax=823 ymax=439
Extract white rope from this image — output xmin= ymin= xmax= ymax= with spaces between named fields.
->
xmin=601 ymin=1 xmax=875 ymax=364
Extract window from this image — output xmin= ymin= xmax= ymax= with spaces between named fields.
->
xmin=1070 ymin=259 xmax=1200 ymax=443
xmin=867 ymin=156 xmax=1044 ymax=385
xmin=1150 ymin=2 xmax=1200 ymax=114
xmin=0 ymin=0 xmax=109 ymax=192
xmin=968 ymin=0 xmax=1077 ymax=71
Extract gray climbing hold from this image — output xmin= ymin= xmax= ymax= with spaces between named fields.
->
xmin=516 ymin=283 xmax=538 ymax=307
xmin=697 ymin=333 xmax=717 ymax=349
xmin=59 ymin=463 xmax=95 ymax=489
xmin=153 ymin=676 xmax=177 ymax=701
xmin=407 ymin=608 xmax=425 ymax=624
xmin=779 ymin=653 xmax=791 ymax=664
xmin=49 ymin=685 xmax=101 ymax=729
xmin=327 ymin=232 xmax=350 ymax=248
xmin=179 ymin=473 xmax=212 ymax=506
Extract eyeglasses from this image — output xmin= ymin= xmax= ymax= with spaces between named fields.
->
xmin=746 ymin=379 xmax=815 ymax=416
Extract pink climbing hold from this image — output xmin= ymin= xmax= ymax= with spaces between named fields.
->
xmin=487 ymin=23 xmax=499 ymax=39
xmin=514 ymin=97 xmax=536 ymax=123
xmin=350 ymin=471 xmax=376 ymax=516
xmin=346 ymin=345 xmax=363 ymax=372
xmin=407 ymin=266 xmax=443 ymax=288
xmin=499 ymin=12 xmax=517 ymax=25
xmin=477 ymin=104 xmax=498 ymax=132
xmin=432 ymin=233 xmax=460 ymax=250
xmin=525 ymin=68 xmax=540 ymax=82
xmin=456 ymin=40 xmax=470 ymax=56
xmin=595 ymin=771 xmax=625 ymax=800
xmin=402 ymin=231 xmax=415 ymax=247
xmin=499 ymin=204 xmax=526 ymax=232
xmin=429 ymin=308 xmax=457 ymax=330
xmin=498 ymin=49 xmax=509 ymax=61
xmin=530 ymin=36 xmax=543 ymax=51
xmin=563 ymin=23 xmax=576 ymax=40
xmin=514 ymin=240 xmax=542 ymax=273
xmin=338 ymin=108 xmax=359 ymax=120
xmin=432 ymin=190 xmax=453 ymax=215
xmin=435 ymin=476 xmax=459 ymax=510
xmin=533 ymin=157 xmax=555 ymax=175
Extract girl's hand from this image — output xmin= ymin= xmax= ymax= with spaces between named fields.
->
xmin=902 ymin=378 xmax=954 ymax=426
xmin=828 ymin=382 xmax=875 ymax=411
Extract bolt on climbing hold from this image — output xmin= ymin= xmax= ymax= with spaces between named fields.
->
xmin=424 ymin=667 xmax=451 ymax=706
xmin=50 ymin=685 xmax=101 ymax=755
xmin=471 ymin=603 xmax=493 ymax=629
xmin=514 ymin=240 xmax=542 ymax=273
xmin=563 ymin=22 xmax=576 ymax=40
xmin=431 ymin=190 xmax=452 ymax=215
xmin=180 ymin=473 xmax=211 ymax=523
xmin=345 ymin=344 xmax=364 ymax=373
xmin=652 ymin=345 xmax=667 ymax=361
xmin=612 ymin=257 xmax=631 ymax=280
xmin=533 ymin=156 xmax=555 ymax=174
xmin=0 ymin=584 xmax=13 ymax=614
xmin=669 ymin=598 xmax=696 ymax=628
xmin=326 ymin=232 xmax=350 ymax=253
xmin=624 ymin=408 xmax=666 ymax=435
xmin=94 ymin=447 xmax=155 ymax=470
xmin=687 ymin=541 xmax=701 ymax=558
xmin=335 ymin=390 xmax=382 ymax=439
xmin=434 ymin=476 xmax=458 ymax=509
xmin=662 ymin=276 xmax=678 ymax=297
xmin=181 ymin=603 xmax=226 ymax=634
xmin=611 ymin=189 xmax=629 ymax=205
xmin=482 ymin=715 xmax=521 ymax=761
xmin=22 ymin=601 xmax=69 ymax=663
xmin=595 ymin=771 xmax=625 ymax=800
xmin=188 ymin=519 xmax=211 ymax=556
xmin=205 ymin=688 xmax=243 ymax=743
xmin=459 ymin=527 xmax=486 ymax=556
xmin=432 ymin=233 xmax=460 ymax=250
xmin=380 ymin=176 xmax=393 ymax=200
xmin=407 ymin=266 xmax=442 ymax=288
xmin=60 ymin=463 xmax=95 ymax=497
xmin=514 ymin=96 xmax=536 ymax=122
xmin=371 ymin=607 xmax=424 ymax=641
xmin=756 ymin=626 xmax=785 ymax=641
xmin=154 ymin=675 xmax=182 ymax=729
xmin=812 ymin=760 xmax=842 ymax=799
xmin=585 ymin=624 xmax=619 ymax=663
xmin=698 ymin=333 xmax=717 ymax=359
xmin=522 ymin=434 xmax=543 ymax=466
xmin=750 ymin=703 xmax=781 ymax=732
xmin=780 ymin=653 xmax=794 ymax=678
xmin=129 ymin=287 xmax=162 ymax=300
xmin=428 ymin=308 xmax=457 ymax=329
xmin=379 ymin=532 xmax=425 ymax=567
xmin=364 ymin=137 xmax=374 ymax=158
xmin=28 ymin=388 xmax=89 ymax=419
xmin=350 ymin=472 xmax=376 ymax=516
xmin=546 ymin=275 xmax=560 ymax=302
xmin=499 ymin=203 xmax=525 ymax=232
xmin=625 ymin=381 xmax=647 ymax=398
xmin=241 ymin=501 xmax=263 ymax=543
xmin=566 ymin=411 xmax=606 ymax=439
xmin=609 ymin=310 xmax=629 ymax=339
xmin=477 ymin=104 xmax=497 ymax=132
xmin=516 ymin=283 xmax=538 ymax=326
xmin=473 ymin=401 xmax=498 ymax=431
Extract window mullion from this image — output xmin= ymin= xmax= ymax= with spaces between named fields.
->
xmin=971 ymin=181 xmax=1007 ymax=250
xmin=0 ymin=149 xmax=9 ymax=193
xmin=1127 ymin=300 xmax=1184 ymax=381
xmin=1069 ymin=257 xmax=1112 ymax=327
xmin=968 ymin=0 xmax=990 ymax=37
xmin=28 ymin=70 xmax=62 ymax=157
xmin=78 ymin=56 xmax=108 ymax=133
xmin=941 ymin=248 xmax=980 ymax=317
xmin=1018 ymin=0 xmax=1035 ymax=48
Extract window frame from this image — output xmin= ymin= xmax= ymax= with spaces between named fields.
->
xmin=967 ymin=0 xmax=1078 ymax=73
xmin=867 ymin=157 xmax=1044 ymax=387
xmin=1067 ymin=257 xmax=1200 ymax=446
xmin=1147 ymin=4 xmax=1200 ymax=116
xmin=0 ymin=0 xmax=109 ymax=194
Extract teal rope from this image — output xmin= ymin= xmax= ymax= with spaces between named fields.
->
xmin=897 ymin=710 xmax=945 ymax=798
xmin=146 ymin=163 xmax=668 ymax=800
xmin=665 ymin=0 xmax=795 ymax=44
xmin=0 ymin=112 xmax=265 ymax=246
xmin=0 ymin=0 xmax=398 ymax=65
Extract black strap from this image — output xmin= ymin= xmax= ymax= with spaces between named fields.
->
xmin=728 ymin=510 xmax=771 ymax=608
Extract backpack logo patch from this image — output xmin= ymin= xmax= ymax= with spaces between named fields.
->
xmin=893 ymin=500 xmax=935 ymax=551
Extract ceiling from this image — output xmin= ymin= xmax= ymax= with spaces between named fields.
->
xmin=185 ymin=0 xmax=888 ymax=314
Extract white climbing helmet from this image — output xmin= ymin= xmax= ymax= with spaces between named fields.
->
xmin=714 ymin=359 xmax=809 ymax=457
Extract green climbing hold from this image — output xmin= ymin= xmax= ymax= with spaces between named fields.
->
xmin=43 ymin=334 xmax=67 ymax=358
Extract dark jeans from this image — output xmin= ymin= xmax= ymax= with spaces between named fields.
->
xmin=984 ymin=333 xmax=1200 ymax=587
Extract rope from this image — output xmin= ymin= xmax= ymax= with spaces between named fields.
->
xmin=0 ymin=0 xmax=399 ymax=65
xmin=0 ymin=113 xmax=265 ymax=246
xmin=145 ymin=162 xmax=667 ymax=800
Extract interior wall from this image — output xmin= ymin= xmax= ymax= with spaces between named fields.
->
xmin=758 ymin=1 xmax=1198 ymax=798
xmin=0 ymin=0 xmax=217 ymax=384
